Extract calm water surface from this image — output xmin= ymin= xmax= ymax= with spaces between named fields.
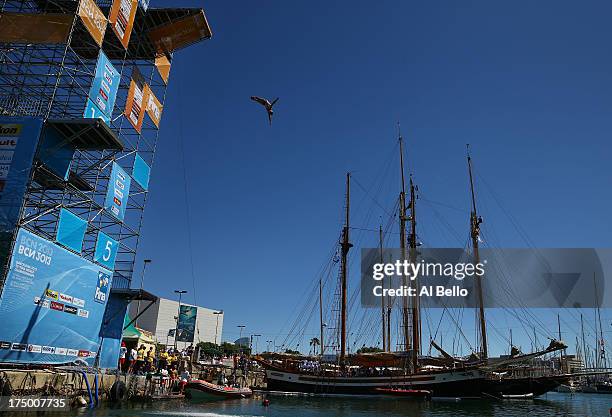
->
xmin=34 ymin=393 xmax=612 ymax=417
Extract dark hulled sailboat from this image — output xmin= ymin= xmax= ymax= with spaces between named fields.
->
xmin=258 ymin=137 xmax=570 ymax=398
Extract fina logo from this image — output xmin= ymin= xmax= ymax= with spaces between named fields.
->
xmin=94 ymin=272 xmax=110 ymax=304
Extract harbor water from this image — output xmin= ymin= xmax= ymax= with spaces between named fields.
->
xmin=27 ymin=393 xmax=612 ymax=417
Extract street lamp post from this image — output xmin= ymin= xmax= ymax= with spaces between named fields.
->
xmin=266 ymin=340 xmax=273 ymax=352
xmin=174 ymin=290 xmax=187 ymax=350
xmin=250 ymin=334 xmax=261 ymax=354
xmin=135 ymin=259 xmax=151 ymax=326
xmin=213 ymin=311 xmax=223 ymax=345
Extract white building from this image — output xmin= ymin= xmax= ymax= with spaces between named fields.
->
xmin=129 ymin=297 xmax=224 ymax=350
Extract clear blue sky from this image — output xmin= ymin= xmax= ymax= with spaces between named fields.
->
xmin=137 ymin=0 xmax=611 ymax=356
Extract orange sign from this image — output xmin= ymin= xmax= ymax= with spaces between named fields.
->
xmin=0 ymin=13 xmax=74 ymax=44
xmin=78 ymin=0 xmax=107 ymax=47
xmin=154 ymin=55 xmax=171 ymax=84
xmin=109 ymin=0 xmax=138 ymax=49
xmin=147 ymin=11 xmax=212 ymax=55
xmin=125 ymin=79 xmax=146 ymax=133
xmin=143 ymin=85 xmax=163 ymax=128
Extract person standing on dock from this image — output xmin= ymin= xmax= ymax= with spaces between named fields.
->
xmin=119 ymin=341 xmax=127 ymax=372
xmin=136 ymin=345 xmax=146 ymax=374
xmin=128 ymin=346 xmax=137 ymax=373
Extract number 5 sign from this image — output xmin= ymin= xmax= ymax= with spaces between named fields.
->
xmin=94 ymin=231 xmax=119 ymax=270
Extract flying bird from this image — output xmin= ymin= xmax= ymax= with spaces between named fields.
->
xmin=250 ymin=96 xmax=279 ymax=125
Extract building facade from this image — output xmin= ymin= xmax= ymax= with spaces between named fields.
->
xmin=129 ymin=297 xmax=223 ymax=350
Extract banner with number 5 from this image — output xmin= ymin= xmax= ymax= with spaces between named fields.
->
xmin=94 ymin=231 xmax=119 ymax=270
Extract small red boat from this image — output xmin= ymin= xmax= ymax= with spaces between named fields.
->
xmin=375 ymin=388 xmax=432 ymax=399
xmin=185 ymin=380 xmax=253 ymax=401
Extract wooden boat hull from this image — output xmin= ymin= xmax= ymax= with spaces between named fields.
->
xmin=185 ymin=380 xmax=252 ymax=401
xmin=264 ymin=369 xmax=485 ymax=398
xmin=264 ymin=368 xmax=565 ymax=398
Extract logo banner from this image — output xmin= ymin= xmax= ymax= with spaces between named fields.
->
xmin=104 ymin=162 xmax=131 ymax=221
xmin=78 ymin=0 xmax=107 ymax=47
xmin=84 ymin=51 xmax=120 ymax=123
xmin=144 ymin=85 xmax=163 ymax=128
xmin=0 ymin=228 xmax=112 ymax=366
xmin=109 ymin=0 xmax=138 ymax=49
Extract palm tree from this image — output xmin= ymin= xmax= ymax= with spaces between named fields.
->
xmin=309 ymin=337 xmax=321 ymax=355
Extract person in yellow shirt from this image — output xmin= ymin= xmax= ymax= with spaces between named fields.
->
xmin=136 ymin=345 xmax=146 ymax=374
xmin=146 ymin=347 xmax=155 ymax=372
xmin=158 ymin=348 xmax=169 ymax=371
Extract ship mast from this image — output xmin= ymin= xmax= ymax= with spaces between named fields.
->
xmin=340 ymin=172 xmax=352 ymax=366
xmin=379 ymin=225 xmax=386 ymax=352
xmin=467 ymin=145 xmax=488 ymax=361
xmin=409 ymin=174 xmax=421 ymax=368
xmin=319 ymin=278 xmax=324 ymax=356
xmin=398 ymin=133 xmax=411 ymax=355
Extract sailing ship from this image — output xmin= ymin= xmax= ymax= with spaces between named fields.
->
xmin=257 ymin=134 xmax=573 ymax=398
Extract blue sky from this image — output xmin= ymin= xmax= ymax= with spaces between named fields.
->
xmin=137 ymin=0 xmax=611 ymax=356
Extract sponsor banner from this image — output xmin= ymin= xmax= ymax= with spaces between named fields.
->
xmin=63 ymin=305 xmax=78 ymax=315
xmin=42 ymin=346 xmax=56 ymax=354
xmin=148 ymin=11 xmax=211 ymax=55
xmin=84 ymin=51 xmax=120 ymax=123
xmin=143 ymin=85 xmax=163 ymax=128
xmin=73 ymin=298 xmax=85 ymax=308
xmin=104 ymin=162 xmax=131 ymax=221
xmin=0 ymin=228 xmax=112 ymax=366
xmin=56 ymin=347 xmax=67 ymax=355
xmin=177 ymin=305 xmax=197 ymax=342
xmin=11 ymin=343 xmax=27 ymax=351
xmin=84 ymin=99 xmax=110 ymax=123
xmin=94 ymin=231 xmax=119 ymax=270
xmin=78 ymin=0 xmax=107 ymax=47
xmin=0 ymin=118 xmax=43 ymax=233
xmin=27 ymin=344 xmax=42 ymax=353
xmin=59 ymin=293 xmax=73 ymax=304
xmin=154 ymin=55 xmax=171 ymax=84
xmin=67 ymin=349 xmax=79 ymax=357
xmin=50 ymin=301 xmax=64 ymax=311
xmin=0 ymin=13 xmax=74 ymax=44
xmin=78 ymin=309 xmax=89 ymax=318
xmin=124 ymin=79 xmax=146 ymax=133
xmin=109 ymin=0 xmax=138 ymax=49
xmin=0 ymin=342 xmax=11 ymax=350
xmin=55 ymin=209 xmax=87 ymax=253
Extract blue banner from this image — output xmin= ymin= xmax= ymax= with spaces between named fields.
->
xmin=94 ymin=231 xmax=119 ymax=270
xmin=104 ymin=162 xmax=131 ymax=221
xmin=132 ymin=153 xmax=150 ymax=191
xmin=177 ymin=305 xmax=197 ymax=342
xmin=0 ymin=117 xmax=43 ymax=233
xmin=56 ymin=209 xmax=87 ymax=253
xmin=84 ymin=51 xmax=120 ymax=122
xmin=0 ymin=228 xmax=113 ymax=365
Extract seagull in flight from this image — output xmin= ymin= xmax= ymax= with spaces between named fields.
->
xmin=250 ymin=96 xmax=279 ymax=125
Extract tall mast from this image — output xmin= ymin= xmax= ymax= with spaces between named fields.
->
xmin=340 ymin=172 xmax=352 ymax=366
xmin=467 ymin=145 xmax=488 ymax=361
xmin=379 ymin=225 xmax=386 ymax=352
xmin=409 ymin=174 xmax=421 ymax=368
xmin=319 ymin=279 xmax=324 ymax=356
xmin=580 ymin=313 xmax=587 ymax=367
xmin=398 ymin=132 xmax=411 ymax=354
